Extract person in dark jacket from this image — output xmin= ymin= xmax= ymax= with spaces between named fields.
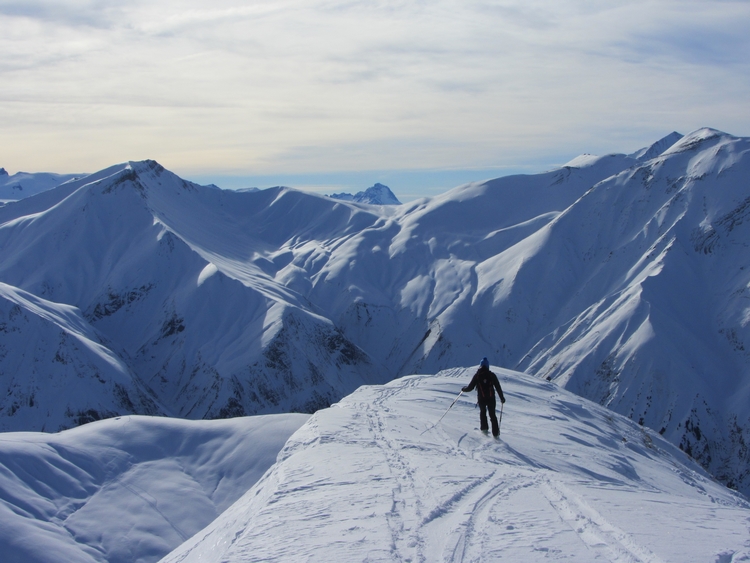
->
xmin=462 ymin=357 xmax=506 ymax=436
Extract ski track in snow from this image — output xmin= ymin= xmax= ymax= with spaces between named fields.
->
xmin=539 ymin=479 xmax=664 ymax=563
xmin=368 ymin=385 xmax=426 ymax=561
xmin=418 ymin=432 xmax=663 ymax=563
xmin=378 ymin=371 xmax=747 ymax=563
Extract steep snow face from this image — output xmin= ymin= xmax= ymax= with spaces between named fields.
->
xmin=329 ymin=183 xmax=401 ymax=205
xmin=0 ymin=169 xmax=83 ymax=201
xmin=161 ymin=369 xmax=750 ymax=563
xmin=0 ymin=413 xmax=309 ymax=563
xmin=0 ymin=282 xmax=163 ymax=431
xmin=510 ymin=128 xmax=750 ymax=494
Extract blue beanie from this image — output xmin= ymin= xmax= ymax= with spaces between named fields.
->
xmin=480 ymin=357 xmax=489 ymax=368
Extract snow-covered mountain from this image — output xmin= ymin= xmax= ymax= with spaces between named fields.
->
xmin=0 ymin=167 xmax=83 ymax=201
xmin=329 ymin=182 xmax=402 ymax=205
xmin=161 ymin=369 xmax=750 ymax=563
xmin=1 ymin=128 xmax=750 ymax=497
xmin=0 ymin=413 xmax=308 ymax=563
xmin=0 ymin=162 xmax=389 ymax=431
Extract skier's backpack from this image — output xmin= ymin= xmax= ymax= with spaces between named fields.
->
xmin=477 ymin=371 xmax=494 ymax=400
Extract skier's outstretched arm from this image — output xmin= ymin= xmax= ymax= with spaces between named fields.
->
xmin=462 ymin=373 xmax=478 ymax=393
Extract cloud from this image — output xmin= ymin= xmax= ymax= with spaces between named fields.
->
xmin=0 ymin=0 xmax=126 ymax=28
xmin=0 ymin=0 xmax=749 ymax=178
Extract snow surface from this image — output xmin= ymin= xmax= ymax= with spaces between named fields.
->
xmin=162 ymin=368 xmax=750 ymax=563
xmin=0 ymin=161 xmax=389 ymax=430
xmin=0 ymin=413 xmax=308 ymax=563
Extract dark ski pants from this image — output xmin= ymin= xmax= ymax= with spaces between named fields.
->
xmin=479 ymin=398 xmax=499 ymax=436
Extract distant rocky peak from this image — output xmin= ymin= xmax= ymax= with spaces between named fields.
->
xmin=329 ymin=183 xmax=401 ymax=205
xmin=0 ymin=168 xmax=7 ymax=177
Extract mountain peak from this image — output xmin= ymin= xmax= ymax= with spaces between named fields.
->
xmin=661 ymin=127 xmax=733 ymax=156
xmin=0 ymin=168 xmax=7 ymax=177
xmin=628 ymin=131 xmax=684 ymax=161
xmin=329 ymin=183 xmax=401 ymax=205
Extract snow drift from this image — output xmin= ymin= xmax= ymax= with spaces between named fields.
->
xmin=2 ymin=368 xmax=747 ymax=563
xmin=0 ymin=413 xmax=308 ymax=563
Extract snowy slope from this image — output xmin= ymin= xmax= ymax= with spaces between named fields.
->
xmin=0 ymin=413 xmax=308 ymax=563
xmin=511 ymin=129 xmax=750 ymax=493
xmin=162 ymin=368 xmax=750 ymax=563
xmin=0 ymin=167 xmax=83 ymax=202
xmin=0 ymin=281 xmax=164 ymax=431
xmin=329 ymin=182 xmax=402 ymax=205
xmin=3 ymin=129 xmax=750 ymax=496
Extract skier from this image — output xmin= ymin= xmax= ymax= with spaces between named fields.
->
xmin=462 ymin=357 xmax=506 ymax=437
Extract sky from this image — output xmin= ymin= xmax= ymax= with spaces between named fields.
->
xmin=1 ymin=0 xmax=749 ymax=201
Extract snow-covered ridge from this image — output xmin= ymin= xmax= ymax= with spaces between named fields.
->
xmin=2 ymin=130 xmax=750 ymax=498
xmin=0 ymin=281 xmax=163 ymax=430
xmin=5 ymin=369 xmax=748 ymax=562
xmin=562 ymin=131 xmax=684 ymax=169
xmin=0 ymin=160 xmax=389 ymax=431
xmin=162 ymin=369 xmax=750 ymax=563
xmin=0 ymin=168 xmax=83 ymax=201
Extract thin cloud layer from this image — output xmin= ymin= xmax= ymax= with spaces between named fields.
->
xmin=1 ymin=0 xmax=748 ymax=178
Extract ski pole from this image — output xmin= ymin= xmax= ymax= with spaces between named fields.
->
xmin=421 ymin=390 xmax=463 ymax=435
xmin=497 ymin=401 xmax=504 ymax=437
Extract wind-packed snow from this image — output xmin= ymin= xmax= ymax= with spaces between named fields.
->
xmin=162 ymin=368 xmax=750 ymax=563
xmin=2 ymin=129 xmax=750 ymax=496
xmin=0 ymin=413 xmax=308 ymax=563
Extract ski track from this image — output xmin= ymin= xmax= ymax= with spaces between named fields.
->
xmin=365 ymin=374 xmax=535 ymax=563
xmin=540 ymin=479 xmax=666 ymax=563
xmin=367 ymin=374 xmax=668 ymax=563
xmin=441 ymin=472 xmax=538 ymax=563
xmin=367 ymin=379 xmax=428 ymax=562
